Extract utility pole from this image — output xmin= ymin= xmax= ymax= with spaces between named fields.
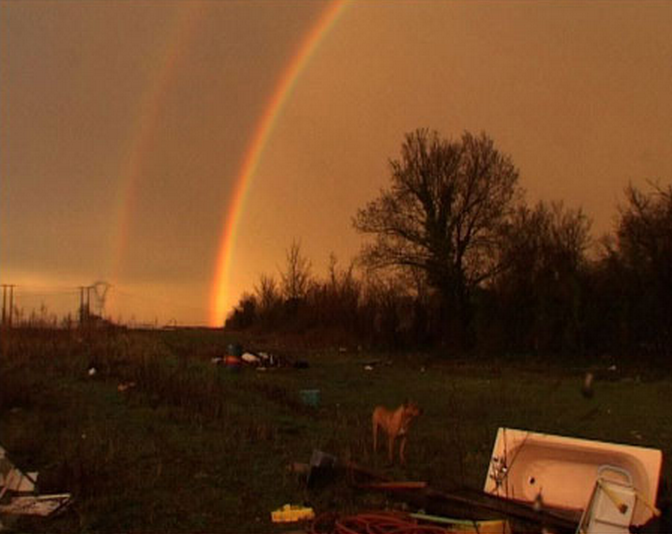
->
xmin=9 ymin=285 xmax=13 ymax=326
xmin=1 ymin=284 xmax=15 ymax=327
xmin=79 ymin=286 xmax=84 ymax=325
xmin=78 ymin=286 xmax=91 ymax=326
xmin=2 ymin=285 xmax=6 ymax=325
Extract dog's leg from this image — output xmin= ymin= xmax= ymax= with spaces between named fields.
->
xmin=387 ymin=433 xmax=395 ymax=463
xmin=372 ymin=418 xmax=378 ymax=453
xmin=399 ymin=435 xmax=407 ymax=465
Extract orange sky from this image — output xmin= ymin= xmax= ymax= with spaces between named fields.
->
xmin=1 ymin=1 xmax=671 ymax=326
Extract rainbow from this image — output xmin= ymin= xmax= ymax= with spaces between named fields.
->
xmin=208 ymin=0 xmax=349 ymax=326
xmin=110 ymin=2 xmax=206 ymax=283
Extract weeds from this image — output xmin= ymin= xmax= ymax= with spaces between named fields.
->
xmin=1 ymin=328 xmax=671 ymax=532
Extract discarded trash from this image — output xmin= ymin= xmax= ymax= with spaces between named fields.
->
xmin=307 ymin=449 xmax=338 ymax=488
xmin=117 ymin=381 xmax=136 ymax=392
xmin=0 ymin=445 xmax=72 ymax=519
xmin=352 ymin=462 xmax=578 ymax=533
xmin=364 ymin=365 xmax=374 ymax=371
xmin=362 ymin=359 xmax=392 ymax=369
xmin=310 ymin=449 xmax=337 ymax=468
xmin=0 ymin=494 xmax=71 ymax=517
xmin=0 ymin=467 xmax=38 ymax=495
xmin=241 ymin=352 xmax=260 ymax=364
xmin=244 ymin=350 xmax=280 ymax=367
xmin=358 ymin=481 xmax=427 ymax=490
xmin=484 ymin=428 xmax=663 ymax=527
xmin=288 ymin=462 xmax=310 ymax=477
xmin=210 ymin=348 xmax=287 ymax=369
xmin=223 ymin=355 xmax=241 ymax=372
xmin=306 ymin=455 xmax=578 ymax=533
xmin=226 ymin=343 xmax=243 ymax=357
xmin=581 ymin=372 xmax=594 ymax=398
xmin=316 ymin=511 xmax=508 ymax=534
xmin=299 ymin=389 xmax=320 ymax=408
xmin=288 ymin=435 xmax=665 ymax=534
xmin=1 ymin=446 xmax=38 ymax=494
xmin=271 ymin=504 xmax=314 ymax=523
xmin=577 ymin=465 xmax=639 ymax=534
xmin=87 ymin=367 xmax=96 ymax=376
xmin=409 ymin=512 xmax=511 ymax=533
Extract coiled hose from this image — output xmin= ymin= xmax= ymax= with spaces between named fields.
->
xmin=310 ymin=511 xmax=454 ymax=534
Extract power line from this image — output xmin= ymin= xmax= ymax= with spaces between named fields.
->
xmin=0 ymin=282 xmax=211 ymax=326
xmin=12 ymin=291 xmax=79 ymax=298
xmin=11 ymin=286 xmax=80 ymax=293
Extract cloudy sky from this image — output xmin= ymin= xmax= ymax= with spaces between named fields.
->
xmin=2 ymin=1 xmax=671 ymax=326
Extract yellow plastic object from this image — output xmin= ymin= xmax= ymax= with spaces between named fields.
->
xmin=454 ymin=519 xmax=510 ymax=534
xmin=271 ymin=504 xmax=315 ymax=523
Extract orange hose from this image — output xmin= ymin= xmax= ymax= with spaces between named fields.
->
xmin=312 ymin=511 xmax=454 ymax=534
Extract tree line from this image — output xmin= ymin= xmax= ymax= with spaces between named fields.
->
xmin=226 ymin=129 xmax=672 ymax=363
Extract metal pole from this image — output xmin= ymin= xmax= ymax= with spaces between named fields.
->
xmin=8 ymin=285 xmax=14 ymax=327
xmin=2 ymin=285 xmax=6 ymax=326
xmin=79 ymin=287 xmax=84 ymax=325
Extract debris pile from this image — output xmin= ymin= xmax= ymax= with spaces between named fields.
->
xmin=288 ymin=428 xmax=669 ymax=534
xmin=210 ymin=341 xmax=299 ymax=370
xmin=0 ymin=445 xmax=71 ymax=529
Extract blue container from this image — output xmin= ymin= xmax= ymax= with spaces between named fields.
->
xmin=299 ymin=389 xmax=320 ymax=407
xmin=227 ymin=343 xmax=243 ymax=357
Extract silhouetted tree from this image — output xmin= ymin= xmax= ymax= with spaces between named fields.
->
xmin=617 ymin=183 xmax=672 ymax=275
xmin=314 ymin=253 xmax=360 ymax=329
xmin=607 ymin=182 xmax=672 ymax=356
xmin=280 ymin=240 xmax=313 ymax=302
xmin=495 ymin=201 xmax=592 ymax=351
xmin=353 ymin=129 xmax=521 ymax=347
xmin=254 ymin=274 xmax=281 ymax=318
xmin=225 ymin=293 xmax=257 ymax=330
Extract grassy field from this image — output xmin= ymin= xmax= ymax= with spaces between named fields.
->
xmin=0 ymin=328 xmax=670 ymax=532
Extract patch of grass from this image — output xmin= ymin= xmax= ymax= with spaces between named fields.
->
xmin=1 ymin=329 xmax=670 ymax=532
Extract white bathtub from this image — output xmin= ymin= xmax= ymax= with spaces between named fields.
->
xmin=483 ymin=428 xmax=662 ymax=526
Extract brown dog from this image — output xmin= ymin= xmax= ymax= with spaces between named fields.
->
xmin=372 ymin=400 xmax=422 ymax=464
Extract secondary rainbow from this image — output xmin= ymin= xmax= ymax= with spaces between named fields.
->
xmin=209 ymin=0 xmax=349 ymax=326
xmin=110 ymin=3 xmax=205 ymax=284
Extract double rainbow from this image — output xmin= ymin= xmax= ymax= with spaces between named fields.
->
xmin=110 ymin=1 xmax=348 ymax=326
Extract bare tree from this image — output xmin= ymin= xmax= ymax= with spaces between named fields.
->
xmin=499 ymin=201 xmax=592 ymax=282
xmin=254 ymin=274 xmax=280 ymax=315
xmin=495 ymin=201 xmax=592 ymax=351
xmin=613 ymin=182 xmax=672 ymax=353
xmin=327 ymin=252 xmax=339 ymax=289
xmin=280 ymin=239 xmax=313 ymax=301
xmin=353 ymin=128 xmax=521 ymax=345
xmin=617 ymin=182 xmax=672 ymax=273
